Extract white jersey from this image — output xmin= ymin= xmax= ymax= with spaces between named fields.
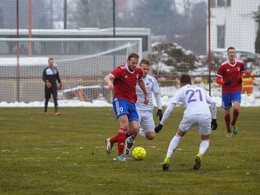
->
xmin=160 ymin=84 xmax=216 ymax=126
xmin=172 ymin=84 xmax=211 ymax=116
xmin=136 ymin=75 xmax=161 ymax=110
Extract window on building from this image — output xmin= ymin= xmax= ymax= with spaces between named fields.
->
xmin=210 ymin=0 xmax=216 ymax=8
xmin=217 ymin=25 xmax=225 ymax=48
xmin=217 ymin=0 xmax=225 ymax=7
xmin=227 ymin=0 xmax=231 ymax=6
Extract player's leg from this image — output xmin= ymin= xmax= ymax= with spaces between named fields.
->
xmin=106 ymin=98 xmax=129 ymax=160
xmin=194 ymin=116 xmax=211 ymax=170
xmin=125 ymin=120 xmax=139 ymax=157
xmin=52 ymin=87 xmax=60 ymax=115
xmin=138 ymin=110 xmax=155 ymax=140
xmin=231 ymin=92 xmax=241 ymax=135
xmin=125 ymin=103 xmax=140 ymax=158
xmin=222 ymin=93 xmax=232 ymax=137
xmin=44 ymin=87 xmax=51 ymax=115
xmin=163 ymin=128 xmax=186 ymax=171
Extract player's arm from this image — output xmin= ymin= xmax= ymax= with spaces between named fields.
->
xmin=104 ymin=73 xmax=114 ymax=90
xmin=138 ymin=79 xmax=149 ymax=104
xmin=56 ymin=70 xmax=62 ymax=90
xmin=155 ymin=102 xmax=176 ymax=133
xmin=153 ymin=80 xmax=163 ymax=120
xmin=42 ymin=69 xmax=47 ymax=82
xmin=205 ymin=92 xmax=218 ymax=130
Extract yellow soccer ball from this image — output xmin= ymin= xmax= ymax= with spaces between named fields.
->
xmin=132 ymin=147 xmax=146 ymax=160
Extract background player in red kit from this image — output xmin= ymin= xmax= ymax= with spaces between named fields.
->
xmin=216 ymin=47 xmax=244 ymax=137
xmin=104 ymin=53 xmax=149 ymax=161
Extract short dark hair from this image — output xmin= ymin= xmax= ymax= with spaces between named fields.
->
xmin=227 ymin=47 xmax=236 ymax=52
xmin=180 ymin=74 xmax=191 ymax=85
xmin=128 ymin=53 xmax=139 ymax=61
xmin=48 ymin=58 xmax=53 ymax=62
xmin=139 ymin=59 xmax=150 ymax=66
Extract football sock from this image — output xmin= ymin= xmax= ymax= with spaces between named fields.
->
xmin=117 ymin=128 xmax=126 ymax=156
xmin=231 ymin=110 xmax=239 ymax=125
xmin=138 ymin=128 xmax=147 ymax=139
xmin=166 ymin=134 xmax=182 ymax=158
xmin=198 ymin=140 xmax=209 ymax=156
xmin=224 ymin=113 xmax=231 ymax=132
xmin=126 ymin=136 xmax=135 ymax=151
xmin=110 ymin=128 xmax=126 ymax=145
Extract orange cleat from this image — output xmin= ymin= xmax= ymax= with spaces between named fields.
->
xmin=54 ymin=112 xmax=61 ymax=116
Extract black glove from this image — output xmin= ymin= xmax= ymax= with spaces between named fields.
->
xmin=156 ymin=109 xmax=163 ymax=121
xmin=155 ymin=124 xmax=163 ymax=133
xmin=237 ymin=78 xmax=242 ymax=84
xmin=224 ymin=80 xmax=232 ymax=86
xmin=211 ymin=119 xmax=218 ymax=130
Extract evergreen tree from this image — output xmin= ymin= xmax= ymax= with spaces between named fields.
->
xmin=254 ymin=4 xmax=260 ymax=53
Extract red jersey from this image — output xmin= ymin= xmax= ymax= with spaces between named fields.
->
xmin=110 ymin=64 xmax=143 ymax=103
xmin=217 ymin=60 xmax=244 ymax=93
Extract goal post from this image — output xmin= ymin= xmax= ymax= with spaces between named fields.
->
xmin=0 ymin=38 xmax=142 ymax=103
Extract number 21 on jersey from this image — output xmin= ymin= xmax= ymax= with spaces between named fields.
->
xmin=186 ymin=89 xmax=203 ymax=103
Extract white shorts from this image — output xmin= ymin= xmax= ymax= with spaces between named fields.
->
xmin=179 ymin=114 xmax=211 ymax=135
xmin=137 ymin=109 xmax=155 ymax=132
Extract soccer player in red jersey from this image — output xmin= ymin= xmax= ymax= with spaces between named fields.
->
xmin=104 ymin=53 xmax=149 ymax=161
xmin=216 ymin=47 xmax=244 ymax=137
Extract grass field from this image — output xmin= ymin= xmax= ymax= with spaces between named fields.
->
xmin=0 ymin=107 xmax=260 ymax=194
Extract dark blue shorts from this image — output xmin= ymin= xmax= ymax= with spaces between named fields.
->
xmin=112 ymin=98 xmax=139 ymax=122
xmin=222 ymin=91 xmax=241 ymax=109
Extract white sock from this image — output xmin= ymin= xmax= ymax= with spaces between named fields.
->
xmin=138 ymin=128 xmax=147 ymax=139
xmin=126 ymin=136 xmax=135 ymax=150
xmin=166 ymin=134 xmax=182 ymax=158
xmin=199 ymin=140 xmax=209 ymax=155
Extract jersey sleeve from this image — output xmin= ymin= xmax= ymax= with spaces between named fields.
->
xmin=110 ymin=67 xmax=121 ymax=78
xmin=56 ymin=69 xmax=61 ymax=84
xmin=42 ymin=68 xmax=47 ymax=82
xmin=138 ymin=68 xmax=143 ymax=79
xmin=203 ymin=89 xmax=217 ymax=119
xmin=217 ymin=65 xmax=224 ymax=78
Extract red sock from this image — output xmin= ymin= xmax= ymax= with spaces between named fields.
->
xmin=231 ymin=110 xmax=239 ymax=125
xmin=110 ymin=136 xmax=117 ymax=145
xmin=117 ymin=128 xmax=126 ymax=156
xmin=224 ymin=113 xmax=231 ymax=132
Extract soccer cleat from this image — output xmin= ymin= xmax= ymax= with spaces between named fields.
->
xmin=116 ymin=154 xmax=126 ymax=161
xmin=105 ymin=138 xmax=113 ymax=155
xmin=162 ymin=157 xmax=170 ymax=171
xmin=231 ymin=124 xmax=238 ymax=135
xmin=44 ymin=112 xmax=47 ymax=116
xmin=227 ymin=131 xmax=232 ymax=137
xmin=54 ymin=112 xmax=61 ymax=116
xmin=193 ymin=155 xmax=201 ymax=170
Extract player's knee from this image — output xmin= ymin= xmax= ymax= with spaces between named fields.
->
xmin=146 ymin=133 xmax=155 ymax=140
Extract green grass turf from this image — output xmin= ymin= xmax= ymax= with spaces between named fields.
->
xmin=0 ymin=107 xmax=259 ymax=194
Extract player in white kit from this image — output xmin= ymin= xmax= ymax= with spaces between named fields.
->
xmin=125 ymin=59 xmax=163 ymax=157
xmin=154 ymin=74 xmax=218 ymax=171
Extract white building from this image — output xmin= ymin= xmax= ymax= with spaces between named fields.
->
xmin=208 ymin=0 xmax=259 ymax=53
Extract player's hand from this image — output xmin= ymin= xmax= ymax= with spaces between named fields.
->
xmin=156 ymin=109 xmax=163 ymax=121
xmin=108 ymin=83 xmax=114 ymax=90
xmin=224 ymin=80 xmax=232 ymax=86
xmin=58 ymin=83 xmax=62 ymax=90
xmin=211 ymin=119 xmax=218 ymax=130
xmin=237 ymin=78 xmax=242 ymax=84
xmin=144 ymin=94 xmax=149 ymax=104
xmin=46 ymin=80 xmax=52 ymax=88
xmin=155 ymin=124 xmax=163 ymax=133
